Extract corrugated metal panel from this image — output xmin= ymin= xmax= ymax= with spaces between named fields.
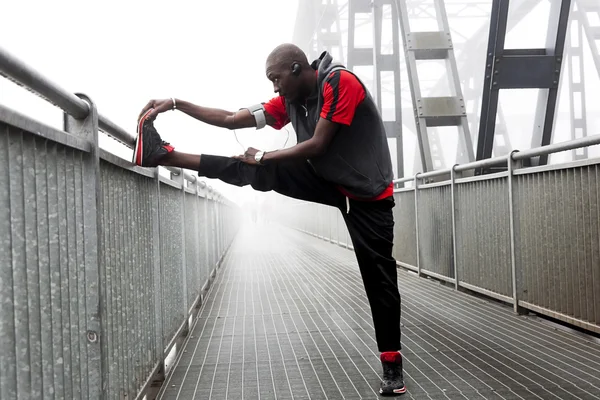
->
xmin=1 ymin=123 xmax=89 ymax=399
xmin=393 ymin=191 xmax=417 ymax=268
xmin=417 ymin=184 xmax=454 ymax=279
xmin=456 ymin=177 xmax=512 ymax=297
xmin=515 ymin=166 xmax=600 ymax=332
xmin=99 ymin=161 xmax=159 ymax=398
xmin=184 ymin=192 xmax=200 ymax=310
xmin=159 ymin=183 xmax=185 ymax=343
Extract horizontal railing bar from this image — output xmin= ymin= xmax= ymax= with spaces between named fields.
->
xmin=0 ymin=45 xmax=89 ymax=119
xmin=513 ymin=133 xmax=600 ymax=160
xmin=455 ymin=171 xmax=508 ymax=184
xmin=393 ymin=176 xmax=416 ymax=184
xmin=98 ymin=115 xmax=135 ymax=146
xmin=418 ymin=168 xmax=452 ymax=180
xmin=454 ymin=155 xmax=508 ymax=172
xmin=513 ymin=157 xmax=600 ymax=176
xmin=0 ymin=46 xmax=203 ymax=186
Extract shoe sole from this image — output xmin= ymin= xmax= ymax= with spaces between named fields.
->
xmin=134 ymin=109 xmax=152 ymax=166
xmin=379 ymin=386 xmax=407 ymax=396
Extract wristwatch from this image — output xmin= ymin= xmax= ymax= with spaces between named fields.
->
xmin=255 ymin=150 xmax=265 ymax=164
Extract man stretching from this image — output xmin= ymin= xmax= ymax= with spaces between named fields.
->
xmin=135 ymin=43 xmax=406 ymax=396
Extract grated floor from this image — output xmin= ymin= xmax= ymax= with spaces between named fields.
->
xmin=158 ymin=224 xmax=600 ymax=400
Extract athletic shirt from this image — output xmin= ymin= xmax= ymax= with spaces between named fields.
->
xmin=263 ymin=69 xmax=394 ymax=201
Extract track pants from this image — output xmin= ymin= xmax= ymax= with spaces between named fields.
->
xmin=199 ymin=155 xmax=401 ymax=352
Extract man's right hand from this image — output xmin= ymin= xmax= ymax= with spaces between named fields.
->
xmin=138 ymin=99 xmax=175 ymax=121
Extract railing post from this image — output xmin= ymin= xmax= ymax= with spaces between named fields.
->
xmin=208 ymin=186 xmax=217 ymax=278
xmin=151 ymin=168 xmax=165 ymax=387
xmin=198 ymin=181 xmax=211 ymax=295
xmin=63 ymin=93 xmax=103 ymax=398
xmin=194 ymin=180 xmax=202 ymax=309
xmin=170 ymin=170 xmax=188 ymax=329
xmin=450 ymin=165 xmax=461 ymax=290
xmin=508 ymin=151 xmax=525 ymax=314
xmin=414 ymin=174 xmax=421 ymax=277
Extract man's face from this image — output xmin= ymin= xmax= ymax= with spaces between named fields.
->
xmin=266 ymin=62 xmax=302 ymax=103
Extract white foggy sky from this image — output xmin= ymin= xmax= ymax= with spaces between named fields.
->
xmin=1 ymin=0 xmax=599 ymax=204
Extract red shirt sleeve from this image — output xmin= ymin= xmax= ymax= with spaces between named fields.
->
xmin=263 ymin=96 xmax=290 ymax=130
xmin=320 ymin=70 xmax=366 ymax=125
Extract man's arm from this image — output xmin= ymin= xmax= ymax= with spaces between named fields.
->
xmin=176 ymin=100 xmax=256 ymax=129
xmin=138 ymin=98 xmax=280 ymax=130
xmin=261 ymin=118 xmax=339 ymax=162
xmin=238 ymin=70 xmax=364 ymax=164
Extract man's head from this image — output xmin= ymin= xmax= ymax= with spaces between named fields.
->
xmin=265 ymin=43 xmax=315 ymax=103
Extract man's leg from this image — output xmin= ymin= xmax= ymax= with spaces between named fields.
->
xmin=342 ymin=197 xmax=405 ymax=395
xmin=133 ymin=113 xmax=344 ymax=207
xmin=197 ymin=154 xmax=344 ymax=206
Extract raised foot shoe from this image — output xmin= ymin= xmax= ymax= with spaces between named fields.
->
xmin=133 ymin=109 xmax=174 ymax=167
xmin=379 ymin=351 xmax=406 ymax=396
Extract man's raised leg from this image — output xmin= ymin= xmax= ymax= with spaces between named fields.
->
xmin=133 ymin=111 xmax=344 ymax=208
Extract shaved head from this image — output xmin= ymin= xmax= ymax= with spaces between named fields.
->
xmin=265 ymin=43 xmax=316 ymax=103
xmin=266 ymin=43 xmax=309 ymax=71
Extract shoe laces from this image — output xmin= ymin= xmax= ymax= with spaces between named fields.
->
xmin=144 ymin=120 xmax=171 ymax=148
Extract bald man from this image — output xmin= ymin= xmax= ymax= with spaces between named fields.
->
xmin=136 ymin=43 xmax=406 ymax=396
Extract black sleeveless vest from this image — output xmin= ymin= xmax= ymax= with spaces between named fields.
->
xmin=285 ymin=51 xmax=394 ymax=199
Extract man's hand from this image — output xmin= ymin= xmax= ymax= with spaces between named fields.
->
xmin=233 ymin=147 xmax=261 ymax=165
xmin=139 ymin=99 xmax=175 ymax=121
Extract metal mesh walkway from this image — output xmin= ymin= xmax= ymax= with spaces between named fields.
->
xmin=158 ymin=224 xmax=600 ymax=400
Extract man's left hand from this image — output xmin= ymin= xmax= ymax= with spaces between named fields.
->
xmin=233 ymin=147 xmax=260 ymax=165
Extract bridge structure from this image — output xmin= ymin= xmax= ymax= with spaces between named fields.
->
xmin=1 ymin=1 xmax=600 ymax=399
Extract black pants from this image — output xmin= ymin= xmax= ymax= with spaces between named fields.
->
xmin=199 ymin=155 xmax=401 ymax=352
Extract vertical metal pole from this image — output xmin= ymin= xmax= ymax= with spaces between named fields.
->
xmin=194 ymin=180 xmax=202 ymax=307
xmin=151 ymin=169 xmax=164 ymax=384
xmin=199 ymin=181 xmax=211 ymax=296
xmin=414 ymin=174 xmax=421 ymax=276
xmin=532 ymin=0 xmax=572 ymax=164
xmin=63 ymin=93 xmax=103 ymax=398
xmin=450 ymin=165 xmax=460 ymax=290
xmin=567 ymin=3 xmax=589 ymax=160
xmin=476 ymin=0 xmax=509 ymax=163
xmin=170 ymin=171 xmax=188 ymax=319
xmin=208 ymin=187 xmax=216 ymax=278
xmin=507 ymin=151 xmax=522 ymax=313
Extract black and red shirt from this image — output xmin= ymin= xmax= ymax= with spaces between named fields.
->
xmin=263 ymin=70 xmax=393 ymax=201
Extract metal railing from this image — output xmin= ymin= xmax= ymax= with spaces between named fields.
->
xmin=0 ymin=45 xmax=240 ymax=399
xmin=286 ymin=135 xmax=600 ymax=336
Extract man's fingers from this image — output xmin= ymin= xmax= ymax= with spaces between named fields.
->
xmin=138 ymin=100 xmax=155 ymax=120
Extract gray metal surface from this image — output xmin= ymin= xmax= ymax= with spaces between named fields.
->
xmin=394 ymin=190 xmax=418 ymax=269
xmin=514 ymin=164 xmax=600 ymax=331
xmin=1 ymin=121 xmax=90 ymax=400
xmin=416 ymin=183 xmax=454 ymax=280
xmin=456 ymin=175 xmax=512 ymax=298
xmin=160 ymin=226 xmax=600 ymax=400
xmin=99 ymin=161 xmax=159 ymax=398
xmin=0 ymin=47 xmax=240 ymax=399
xmin=160 ymin=183 xmax=187 ymax=343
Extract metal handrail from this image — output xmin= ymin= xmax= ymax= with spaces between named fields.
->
xmin=0 ymin=45 xmax=200 ymax=183
xmin=394 ymin=133 xmax=600 ymax=183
